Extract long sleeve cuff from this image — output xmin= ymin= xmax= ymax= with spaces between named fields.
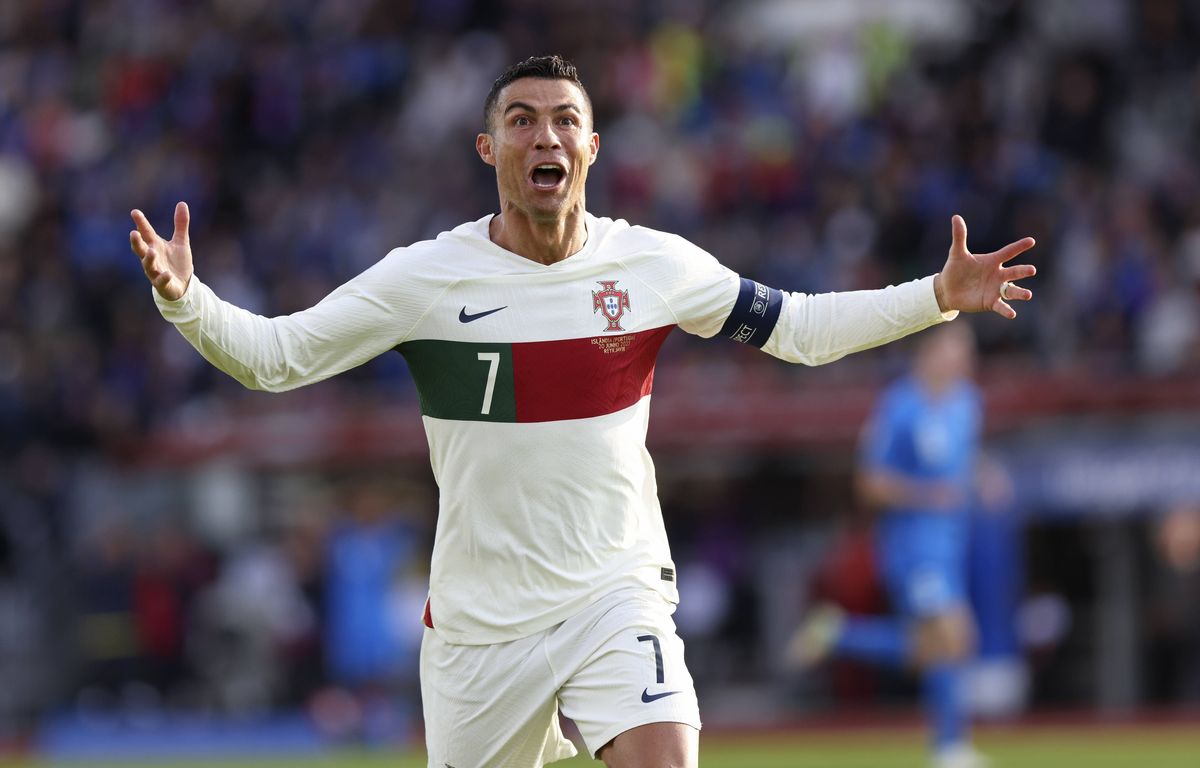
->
xmin=152 ymin=275 xmax=202 ymax=323
xmin=920 ymin=273 xmax=960 ymax=323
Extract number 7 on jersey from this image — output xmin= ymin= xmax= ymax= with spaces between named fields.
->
xmin=477 ymin=352 xmax=500 ymax=415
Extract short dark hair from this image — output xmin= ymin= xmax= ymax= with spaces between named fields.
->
xmin=483 ymin=55 xmax=592 ymax=133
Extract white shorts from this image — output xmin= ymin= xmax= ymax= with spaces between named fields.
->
xmin=420 ymin=587 xmax=701 ymax=768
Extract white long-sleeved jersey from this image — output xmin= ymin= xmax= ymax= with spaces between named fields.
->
xmin=155 ymin=213 xmax=953 ymax=644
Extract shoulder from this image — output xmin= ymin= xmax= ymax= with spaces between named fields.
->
xmin=368 ymin=216 xmax=496 ymax=279
xmin=408 ymin=216 xmax=493 ymax=261
xmin=596 ymin=219 xmax=723 ymax=283
xmin=583 ymin=213 xmax=696 ymax=253
xmin=618 ymin=221 xmax=710 ymax=258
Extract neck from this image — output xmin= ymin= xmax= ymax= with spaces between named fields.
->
xmin=489 ymin=201 xmax=588 ymax=265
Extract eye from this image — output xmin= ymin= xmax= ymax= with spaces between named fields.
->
xmin=514 ymin=115 xmax=531 ymax=126
xmin=558 ymin=116 xmax=577 ymax=127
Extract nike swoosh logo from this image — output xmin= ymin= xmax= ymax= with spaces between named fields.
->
xmin=458 ymin=305 xmax=507 ymax=323
xmin=641 ymin=688 xmax=681 ymax=703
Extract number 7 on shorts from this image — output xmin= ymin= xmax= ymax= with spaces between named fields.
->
xmin=637 ymin=633 xmax=665 ymax=684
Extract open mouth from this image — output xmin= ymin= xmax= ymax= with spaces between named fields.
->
xmin=530 ymin=164 xmax=566 ymax=190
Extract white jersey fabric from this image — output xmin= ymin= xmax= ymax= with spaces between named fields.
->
xmin=155 ymin=213 xmax=953 ymax=644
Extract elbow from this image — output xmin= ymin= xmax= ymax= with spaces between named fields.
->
xmin=228 ymin=365 xmax=293 ymax=393
xmin=231 ymin=373 xmax=274 ymax=392
xmin=243 ymin=378 xmax=282 ymax=393
xmin=767 ymin=334 xmax=847 ymax=367
xmin=246 ymin=376 xmax=295 ymax=394
xmin=855 ymin=470 xmax=887 ymax=509
xmin=854 ymin=472 xmax=873 ymax=506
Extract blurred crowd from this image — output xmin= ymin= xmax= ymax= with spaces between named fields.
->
xmin=4 ymin=470 xmax=434 ymax=742
xmin=3 ymin=0 xmax=1200 ymax=741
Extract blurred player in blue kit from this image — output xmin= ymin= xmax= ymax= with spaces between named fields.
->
xmin=791 ymin=323 xmax=988 ymax=768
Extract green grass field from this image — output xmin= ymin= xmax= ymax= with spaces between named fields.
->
xmin=7 ymin=725 xmax=1200 ymax=768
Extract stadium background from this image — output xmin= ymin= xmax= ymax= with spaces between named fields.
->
xmin=2 ymin=0 xmax=1200 ymax=764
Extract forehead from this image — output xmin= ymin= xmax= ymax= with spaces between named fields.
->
xmin=495 ymin=77 xmax=588 ymax=113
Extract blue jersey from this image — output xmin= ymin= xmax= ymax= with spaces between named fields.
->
xmin=862 ymin=375 xmax=981 ymax=574
xmin=326 ymin=520 xmax=418 ymax=683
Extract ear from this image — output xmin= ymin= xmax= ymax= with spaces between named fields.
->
xmin=587 ymin=132 xmax=599 ymax=166
xmin=476 ymin=133 xmax=496 ymax=167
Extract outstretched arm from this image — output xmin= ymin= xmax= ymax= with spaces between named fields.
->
xmin=129 ymin=202 xmax=426 ymax=392
xmin=752 ymin=215 xmax=1036 ymax=365
xmin=933 ymin=215 xmax=1036 ymax=319
xmin=636 ymin=217 xmax=1038 ymax=366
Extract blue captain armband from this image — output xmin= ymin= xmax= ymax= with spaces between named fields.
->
xmin=718 ymin=278 xmax=783 ymax=348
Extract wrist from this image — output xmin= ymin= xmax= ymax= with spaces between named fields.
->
xmin=933 ymin=272 xmax=949 ymax=313
xmin=154 ymin=273 xmax=194 ymax=304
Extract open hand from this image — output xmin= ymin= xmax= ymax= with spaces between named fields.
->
xmin=130 ymin=202 xmax=193 ymax=301
xmin=933 ymin=215 xmax=1036 ymax=319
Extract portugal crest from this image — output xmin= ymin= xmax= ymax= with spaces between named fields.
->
xmin=592 ymin=280 xmax=631 ymax=332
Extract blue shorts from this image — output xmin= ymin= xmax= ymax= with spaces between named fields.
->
xmin=877 ymin=516 xmax=969 ymax=618
xmin=883 ymin=558 xmax=966 ymax=618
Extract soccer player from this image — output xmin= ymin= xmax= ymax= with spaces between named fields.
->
xmin=130 ymin=56 xmax=1035 ymax=768
xmin=789 ymin=323 xmax=990 ymax=768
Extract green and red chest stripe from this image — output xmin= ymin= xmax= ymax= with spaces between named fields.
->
xmin=397 ymin=326 xmax=673 ymax=423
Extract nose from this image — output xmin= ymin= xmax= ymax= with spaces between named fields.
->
xmin=533 ymin=119 xmax=561 ymax=150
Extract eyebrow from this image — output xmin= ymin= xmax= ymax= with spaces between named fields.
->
xmin=502 ymin=101 xmax=583 ymax=116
